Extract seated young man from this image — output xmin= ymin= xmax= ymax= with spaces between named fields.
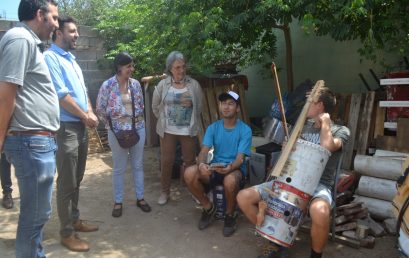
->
xmin=237 ymin=87 xmax=350 ymax=257
xmin=184 ymin=91 xmax=252 ymax=237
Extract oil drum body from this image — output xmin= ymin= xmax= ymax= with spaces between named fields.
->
xmin=277 ymin=139 xmax=330 ymax=195
xmin=256 ymin=140 xmax=331 ymax=246
xmin=256 ymin=181 xmax=310 ymax=247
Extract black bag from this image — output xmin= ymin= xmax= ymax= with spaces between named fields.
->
xmin=113 ymin=129 xmax=139 ymax=148
xmin=108 ymin=91 xmax=140 ymax=149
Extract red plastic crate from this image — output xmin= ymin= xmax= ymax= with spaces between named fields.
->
xmin=385 ymin=71 xmax=409 ymax=122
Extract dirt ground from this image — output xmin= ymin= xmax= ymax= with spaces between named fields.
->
xmin=0 ymin=147 xmax=400 ymax=258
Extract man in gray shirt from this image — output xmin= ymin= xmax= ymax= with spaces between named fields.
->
xmin=0 ymin=1 xmax=59 ymax=257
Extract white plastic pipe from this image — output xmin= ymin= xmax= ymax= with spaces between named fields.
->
xmin=354 ymin=155 xmax=403 ymax=180
xmin=355 ymin=176 xmax=397 ymax=201
xmin=353 ymin=195 xmax=395 ymax=220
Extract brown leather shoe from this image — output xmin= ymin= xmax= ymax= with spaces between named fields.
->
xmin=61 ymin=234 xmax=90 ymax=252
xmin=73 ymin=220 xmax=99 ymax=232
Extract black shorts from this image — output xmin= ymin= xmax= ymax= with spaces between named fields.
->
xmin=204 ymin=171 xmax=245 ymax=193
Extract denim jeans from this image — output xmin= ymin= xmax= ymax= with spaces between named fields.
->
xmin=4 ymin=135 xmax=57 ymax=258
xmin=1 ymin=152 xmax=12 ymax=194
xmin=56 ymin=122 xmax=88 ymax=237
xmin=108 ymin=127 xmax=146 ymax=203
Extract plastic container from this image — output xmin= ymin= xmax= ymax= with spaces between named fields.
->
xmin=213 ymin=185 xmax=226 ymax=220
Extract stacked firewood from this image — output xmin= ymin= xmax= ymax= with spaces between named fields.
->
xmin=334 ymin=202 xmax=382 ymax=248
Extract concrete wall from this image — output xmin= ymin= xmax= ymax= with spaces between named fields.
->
xmin=242 ymin=22 xmax=401 ymax=118
xmin=0 ymin=20 xmax=111 ymax=107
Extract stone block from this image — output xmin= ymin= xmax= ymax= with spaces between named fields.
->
xmin=78 ymin=26 xmax=99 ymax=37
xmin=96 ymin=58 xmax=112 ymax=70
xmin=85 ymin=60 xmax=99 ymax=70
xmin=76 ymin=36 xmax=90 ymax=48
xmin=83 ymin=69 xmax=111 ymax=81
xmin=88 ymin=37 xmax=105 ymax=50
xmin=77 ymin=60 xmax=88 ymax=70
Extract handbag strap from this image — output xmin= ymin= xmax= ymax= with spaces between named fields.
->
xmin=108 ymin=81 xmax=136 ymax=131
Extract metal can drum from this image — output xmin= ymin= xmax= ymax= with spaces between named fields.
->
xmin=256 ymin=181 xmax=311 ymax=247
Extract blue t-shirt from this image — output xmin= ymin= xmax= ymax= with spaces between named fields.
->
xmin=203 ymin=119 xmax=252 ymax=175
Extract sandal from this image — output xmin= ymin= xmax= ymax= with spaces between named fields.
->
xmin=112 ymin=203 xmax=123 ymax=218
xmin=136 ymin=199 xmax=152 ymax=213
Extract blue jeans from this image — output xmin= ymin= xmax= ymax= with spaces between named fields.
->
xmin=1 ymin=152 xmax=12 ymax=194
xmin=4 ymin=135 xmax=57 ymax=258
xmin=108 ymin=127 xmax=145 ymax=203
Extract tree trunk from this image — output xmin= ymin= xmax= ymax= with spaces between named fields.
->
xmin=273 ymin=23 xmax=294 ymax=92
xmin=282 ymin=24 xmax=293 ymax=92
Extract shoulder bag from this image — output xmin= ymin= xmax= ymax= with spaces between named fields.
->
xmin=108 ymin=90 xmax=140 ymax=148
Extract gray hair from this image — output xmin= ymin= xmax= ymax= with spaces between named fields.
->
xmin=165 ymin=51 xmax=185 ymax=76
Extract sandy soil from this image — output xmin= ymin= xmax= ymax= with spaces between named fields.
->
xmin=0 ymin=147 xmax=399 ymax=257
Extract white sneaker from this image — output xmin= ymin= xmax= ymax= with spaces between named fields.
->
xmin=158 ymin=193 xmax=169 ymax=205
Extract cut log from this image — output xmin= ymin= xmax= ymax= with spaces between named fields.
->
xmin=335 ymin=222 xmax=357 ymax=232
xmin=330 ymin=233 xmax=361 ymax=248
xmin=343 ymin=206 xmax=365 ymax=216
xmin=356 ymin=224 xmax=370 ymax=239
xmin=354 ymin=155 xmax=403 ymax=180
xmin=359 ymin=235 xmax=376 ymax=249
xmin=353 ymin=195 xmax=395 ymax=220
xmin=336 ymin=208 xmax=368 ymax=225
xmin=383 ymin=218 xmax=398 ymax=235
xmin=357 ymin=217 xmax=385 ymax=237
xmin=355 ymin=176 xmax=397 ymax=201
xmin=342 ymin=230 xmax=375 ymax=248
xmin=337 ymin=202 xmax=363 ymax=211
xmin=350 ymin=208 xmax=369 ymax=220
xmin=342 ymin=230 xmax=357 ymax=239
xmin=335 ymin=215 xmax=349 ymax=225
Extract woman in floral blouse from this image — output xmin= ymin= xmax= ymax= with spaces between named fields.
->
xmin=96 ymin=52 xmax=151 ymax=217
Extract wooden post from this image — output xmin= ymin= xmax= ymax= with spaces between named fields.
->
xmin=141 ymin=74 xmax=166 ymax=147
xmin=342 ymin=93 xmax=362 ymax=169
xmin=271 ymin=62 xmax=289 ymax=139
xmin=373 ymin=105 xmax=385 ymax=139
xmin=356 ymin=92 xmax=375 ymax=155
xmin=237 ymin=83 xmax=250 ymax=125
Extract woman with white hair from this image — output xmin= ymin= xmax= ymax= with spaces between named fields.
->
xmin=152 ymin=51 xmax=203 ymax=205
